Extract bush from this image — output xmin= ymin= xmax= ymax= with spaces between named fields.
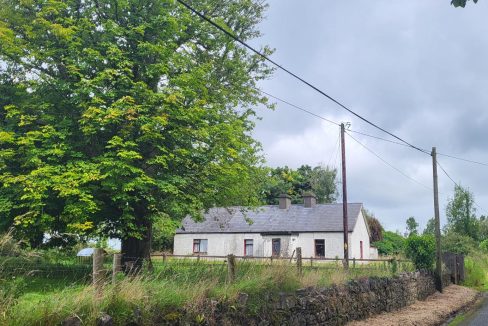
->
xmin=442 ymin=232 xmax=477 ymax=255
xmin=479 ymin=239 xmax=488 ymax=252
xmin=404 ymin=234 xmax=436 ymax=270
xmin=464 ymin=255 xmax=488 ymax=289
xmin=373 ymin=231 xmax=405 ymax=256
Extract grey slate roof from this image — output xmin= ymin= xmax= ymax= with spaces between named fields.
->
xmin=176 ymin=203 xmax=363 ymax=234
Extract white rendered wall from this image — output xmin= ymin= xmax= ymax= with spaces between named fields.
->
xmin=294 ymin=232 xmax=345 ymax=259
xmin=173 ymin=233 xmax=296 ymax=257
xmin=370 ymin=247 xmax=379 ymax=259
xmin=175 ymin=232 xmax=352 ymax=258
xmin=173 ymin=211 xmax=372 ymax=259
xmin=349 ymin=210 xmax=372 ymax=259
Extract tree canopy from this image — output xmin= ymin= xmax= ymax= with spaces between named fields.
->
xmin=445 ymin=185 xmax=479 ymax=240
xmin=405 ymin=216 xmax=419 ymax=237
xmin=373 ymin=231 xmax=405 ymax=256
xmin=0 ymin=0 xmax=273 ymax=261
xmin=451 ymin=0 xmax=479 ymax=7
xmin=423 ymin=218 xmax=435 ymax=236
xmin=261 ymin=165 xmax=338 ymax=205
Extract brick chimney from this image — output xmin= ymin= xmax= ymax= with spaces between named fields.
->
xmin=303 ymin=192 xmax=317 ymax=208
xmin=278 ymin=194 xmax=291 ymax=209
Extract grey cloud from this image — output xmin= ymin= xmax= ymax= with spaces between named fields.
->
xmin=252 ymin=0 xmax=488 ymax=230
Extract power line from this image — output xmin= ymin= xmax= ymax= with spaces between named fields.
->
xmin=261 ymin=87 xmax=488 ymax=176
xmin=327 ymin=132 xmax=341 ymax=168
xmin=349 ymin=129 xmax=488 ymax=165
xmin=259 ymin=90 xmax=340 ymax=126
xmin=178 ymin=0 xmax=488 ymax=167
xmin=348 ymin=129 xmax=422 ymax=149
xmin=437 ymin=153 xmax=488 ymax=167
xmin=175 ymin=0 xmax=427 ymax=154
xmin=346 ymin=132 xmax=432 ymax=191
xmin=436 ymin=159 xmax=487 ymax=215
xmin=436 ymin=160 xmax=458 ymax=187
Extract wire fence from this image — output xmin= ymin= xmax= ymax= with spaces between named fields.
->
xmin=144 ymin=254 xmax=414 ymax=281
xmin=0 ymin=251 xmax=414 ymax=289
xmin=0 ymin=255 xmax=111 ymax=281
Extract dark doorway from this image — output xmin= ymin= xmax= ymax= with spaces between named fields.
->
xmin=315 ymin=239 xmax=325 ymax=257
xmin=272 ymin=238 xmax=281 ymax=256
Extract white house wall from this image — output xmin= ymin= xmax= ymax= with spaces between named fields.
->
xmin=294 ymin=232 xmax=345 ymax=259
xmin=174 ymin=229 xmax=371 ymax=259
xmin=349 ymin=209 xmax=371 ymax=259
xmin=174 ymin=233 xmax=274 ymax=257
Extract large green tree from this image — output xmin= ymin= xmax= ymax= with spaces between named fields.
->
xmin=405 ymin=216 xmax=419 ymax=237
xmin=445 ymin=185 xmax=479 ymax=240
xmin=262 ymin=165 xmax=337 ymax=204
xmin=0 ymin=0 xmax=272 ymax=265
xmin=423 ymin=218 xmax=435 ymax=236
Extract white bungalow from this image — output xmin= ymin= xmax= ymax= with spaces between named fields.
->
xmin=174 ymin=194 xmax=378 ymax=260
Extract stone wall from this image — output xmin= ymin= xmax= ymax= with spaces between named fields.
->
xmin=83 ymin=272 xmax=449 ymax=325
xmin=167 ymin=272 xmax=450 ymax=326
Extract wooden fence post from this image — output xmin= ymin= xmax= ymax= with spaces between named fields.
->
xmin=391 ymin=258 xmax=397 ymax=274
xmin=227 ymin=254 xmax=236 ymax=283
xmin=93 ymin=248 xmax=104 ymax=292
xmin=112 ymin=253 xmax=122 ymax=284
xmin=310 ymin=256 xmax=313 ymax=267
xmin=162 ymin=253 xmax=167 ymax=263
xmin=453 ymin=256 xmax=458 ymax=284
xmin=296 ymin=247 xmax=302 ymax=276
xmin=353 ymin=258 xmax=356 ymax=269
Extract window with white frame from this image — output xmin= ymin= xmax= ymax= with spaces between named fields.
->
xmin=193 ymin=239 xmax=208 ymax=254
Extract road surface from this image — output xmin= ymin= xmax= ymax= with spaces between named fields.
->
xmin=456 ymin=294 xmax=488 ymax=326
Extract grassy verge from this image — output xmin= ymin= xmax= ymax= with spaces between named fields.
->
xmin=0 ymin=259 xmax=411 ymax=325
xmin=463 ymin=253 xmax=488 ymax=291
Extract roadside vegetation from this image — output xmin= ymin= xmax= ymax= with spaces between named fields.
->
xmin=0 ymin=234 xmax=409 ymax=325
xmin=370 ymin=184 xmax=488 ymax=291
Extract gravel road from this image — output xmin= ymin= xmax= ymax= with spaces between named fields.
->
xmin=348 ymin=285 xmax=478 ymax=326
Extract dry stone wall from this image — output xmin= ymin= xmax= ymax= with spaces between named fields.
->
xmin=86 ymin=272 xmax=449 ymax=326
xmin=181 ymin=272 xmax=449 ymax=326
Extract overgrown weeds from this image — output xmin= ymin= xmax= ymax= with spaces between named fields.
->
xmin=464 ymin=254 xmax=488 ymax=290
xmin=0 ymin=257 xmax=408 ymax=325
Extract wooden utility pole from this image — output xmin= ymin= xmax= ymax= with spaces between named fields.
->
xmin=341 ymin=123 xmax=349 ymax=269
xmin=432 ymin=147 xmax=443 ymax=292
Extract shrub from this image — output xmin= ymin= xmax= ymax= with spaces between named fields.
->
xmin=464 ymin=255 xmax=487 ymax=289
xmin=373 ymin=231 xmax=405 ymax=256
xmin=442 ymin=232 xmax=477 ymax=255
xmin=479 ymin=239 xmax=488 ymax=252
xmin=404 ymin=234 xmax=435 ymax=270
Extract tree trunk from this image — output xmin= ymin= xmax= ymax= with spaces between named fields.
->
xmin=121 ymin=203 xmax=153 ymax=274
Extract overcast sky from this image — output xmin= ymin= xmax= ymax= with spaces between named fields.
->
xmin=250 ymin=0 xmax=488 ymax=233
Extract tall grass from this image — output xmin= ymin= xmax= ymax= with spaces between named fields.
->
xmin=0 ymin=258 xmax=406 ymax=325
xmin=464 ymin=254 xmax=488 ymax=290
